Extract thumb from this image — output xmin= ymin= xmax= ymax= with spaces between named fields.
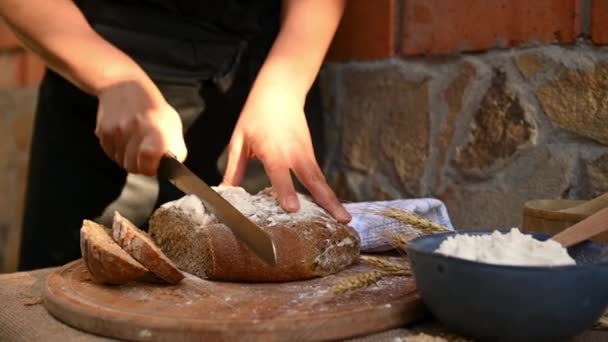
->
xmin=222 ymin=137 xmax=247 ymax=186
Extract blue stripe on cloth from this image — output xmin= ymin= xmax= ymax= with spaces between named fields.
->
xmin=344 ymin=198 xmax=454 ymax=252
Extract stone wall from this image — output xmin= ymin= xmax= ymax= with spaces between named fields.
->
xmin=321 ymin=44 xmax=608 ymax=230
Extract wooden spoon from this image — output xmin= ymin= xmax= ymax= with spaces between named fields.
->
xmin=552 ymin=205 xmax=608 ymax=248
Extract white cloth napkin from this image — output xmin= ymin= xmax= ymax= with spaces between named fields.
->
xmin=344 ymin=198 xmax=454 ymax=252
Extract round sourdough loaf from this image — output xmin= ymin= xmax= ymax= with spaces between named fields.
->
xmin=148 ymin=186 xmax=360 ymax=282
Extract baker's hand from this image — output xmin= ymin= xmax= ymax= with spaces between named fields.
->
xmin=95 ymin=81 xmax=187 ymax=175
xmin=222 ymin=86 xmax=351 ymax=223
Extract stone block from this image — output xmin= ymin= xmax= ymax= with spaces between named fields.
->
xmin=369 ymin=173 xmax=403 ymax=201
xmin=514 ymin=52 xmax=545 ymax=80
xmin=329 ymin=170 xmax=365 ymax=202
xmin=329 ymin=170 xmax=402 ymax=202
xmin=436 ymin=62 xmax=476 ymax=185
xmin=586 ymin=153 xmax=608 ymax=197
xmin=537 ymin=64 xmax=608 ymax=145
xmin=341 ymin=65 xmax=430 ymax=195
xmin=453 ymin=69 xmax=534 ymax=172
xmin=439 ymin=147 xmax=571 ymax=230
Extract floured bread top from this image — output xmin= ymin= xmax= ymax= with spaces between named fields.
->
xmin=161 ymin=186 xmax=333 ymax=226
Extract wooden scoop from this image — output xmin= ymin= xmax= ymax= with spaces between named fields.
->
xmin=552 ymin=205 xmax=608 ymax=248
xmin=557 ymin=192 xmax=608 ymax=216
xmin=523 ymin=192 xmax=608 ymax=244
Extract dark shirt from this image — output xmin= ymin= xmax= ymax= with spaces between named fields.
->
xmin=75 ymin=0 xmax=281 ymax=81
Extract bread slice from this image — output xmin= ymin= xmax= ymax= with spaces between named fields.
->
xmin=112 ymin=211 xmax=184 ymax=284
xmin=80 ymin=220 xmax=148 ymax=285
xmin=148 ymin=186 xmax=361 ymax=282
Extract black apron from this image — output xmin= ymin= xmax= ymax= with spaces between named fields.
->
xmin=75 ymin=0 xmax=281 ymax=84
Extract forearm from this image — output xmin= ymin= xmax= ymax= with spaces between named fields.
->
xmin=251 ymin=0 xmax=345 ymax=102
xmin=0 ymin=0 xmax=158 ymax=97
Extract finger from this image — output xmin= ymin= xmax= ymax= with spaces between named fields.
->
xmin=95 ymin=123 xmax=118 ymax=164
xmin=264 ymin=160 xmax=299 ymax=212
xmin=168 ymin=130 xmax=188 ymax=163
xmin=111 ymin=124 xmax=128 ymax=168
xmin=123 ymin=134 xmax=142 ymax=173
xmin=293 ymin=159 xmax=351 ymax=223
xmin=96 ymin=134 xmax=116 ymax=163
xmin=139 ymin=131 xmax=166 ymax=176
xmin=222 ymin=137 xmax=248 ymax=186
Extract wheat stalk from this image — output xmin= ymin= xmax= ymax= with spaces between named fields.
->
xmin=368 ymin=208 xmax=451 ymax=252
xmin=330 ymin=270 xmax=387 ymax=295
xmin=360 ymin=255 xmax=411 ymax=274
xmin=384 ymin=230 xmax=414 ymax=253
xmin=330 ymin=256 xmax=411 ymax=295
xmin=378 ymin=208 xmax=450 ymax=234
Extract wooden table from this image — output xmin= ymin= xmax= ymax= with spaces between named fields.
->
xmin=1 ymin=268 xmax=607 ymax=342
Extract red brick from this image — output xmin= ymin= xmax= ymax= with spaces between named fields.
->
xmin=326 ymin=0 xmax=396 ymax=61
xmin=592 ymin=0 xmax=608 ymax=44
xmin=0 ymin=19 xmax=20 ymax=50
xmin=402 ymin=0 xmax=580 ymax=56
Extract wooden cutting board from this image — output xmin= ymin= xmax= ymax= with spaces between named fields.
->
xmin=43 ymin=257 xmax=425 ymax=341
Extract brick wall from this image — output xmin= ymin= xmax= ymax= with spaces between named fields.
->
xmin=0 ymin=20 xmax=44 ymax=272
xmin=327 ymin=0 xmax=586 ymax=60
xmin=0 ymin=1 xmax=607 ymax=271
xmin=322 ymin=0 xmax=608 ymax=231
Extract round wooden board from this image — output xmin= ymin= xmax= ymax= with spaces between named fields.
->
xmin=43 ymin=258 xmax=425 ymax=341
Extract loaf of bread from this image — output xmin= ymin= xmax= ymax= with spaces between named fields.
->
xmin=112 ymin=211 xmax=184 ymax=284
xmin=80 ymin=219 xmax=149 ymax=285
xmin=148 ymin=186 xmax=360 ymax=282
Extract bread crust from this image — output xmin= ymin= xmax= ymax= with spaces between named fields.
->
xmin=80 ymin=220 xmax=148 ymax=285
xmin=112 ymin=212 xmax=184 ymax=284
xmin=148 ymin=189 xmax=361 ymax=282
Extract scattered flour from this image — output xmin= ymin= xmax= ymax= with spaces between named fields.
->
xmin=161 ymin=186 xmax=330 ymax=226
xmin=435 ymin=228 xmax=576 ymax=266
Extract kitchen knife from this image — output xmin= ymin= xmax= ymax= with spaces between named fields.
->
xmin=157 ymin=153 xmax=277 ymax=266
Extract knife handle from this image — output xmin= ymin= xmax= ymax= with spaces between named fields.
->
xmin=158 ymin=153 xmax=178 ymax=179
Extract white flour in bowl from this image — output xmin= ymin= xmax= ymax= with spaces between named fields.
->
xmin=435 ymin=228 xmax=576 ymax=266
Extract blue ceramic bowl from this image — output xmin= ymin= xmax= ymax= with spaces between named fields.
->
xmin=406 ymin=230 xmax=608 ymax=342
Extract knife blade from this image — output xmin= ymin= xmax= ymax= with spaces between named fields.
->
xmin=157 ymin=154 xmax=277 ymax=266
